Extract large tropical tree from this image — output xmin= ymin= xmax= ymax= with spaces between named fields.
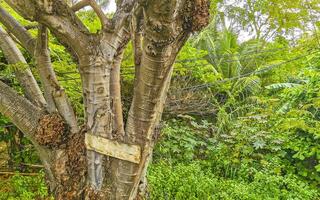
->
xmin=220 ymin=0 xmax=320 ymax=41
xmin=0 ymin=0 xmax=209 ymax=199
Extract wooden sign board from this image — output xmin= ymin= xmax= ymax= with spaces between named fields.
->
xmin=85 ymin=133 xmax=141 ymax=164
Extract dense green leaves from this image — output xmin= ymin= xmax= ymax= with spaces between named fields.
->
xmin=148 ymin=162 xmax=319 ymax=200
xmin=0 ymin=173 xmax=49 ymax=200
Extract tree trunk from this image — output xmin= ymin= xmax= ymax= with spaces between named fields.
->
xmin=79 ymin=53 xmax=113 ymax=192
xmin=0 ymin=0 xmax=210 ymax=199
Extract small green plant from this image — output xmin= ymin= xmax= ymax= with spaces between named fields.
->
xmin=148 ymin=162 xmax=319 ymax=200
xmin=0 ymin=172 xmax=50 ymax=200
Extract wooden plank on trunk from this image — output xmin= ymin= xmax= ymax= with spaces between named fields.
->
xmin=85 ymin=133 xmax=141 ymax=164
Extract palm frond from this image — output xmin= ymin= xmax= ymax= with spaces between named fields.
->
xmin=265 ymin=83 xmax=302 ymax=90
xmin=232 ymin=76 xmax=261 ymax=100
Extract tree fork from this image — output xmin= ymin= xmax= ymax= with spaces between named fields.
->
xmin=0 ymin=0 xmax=210 ymax=199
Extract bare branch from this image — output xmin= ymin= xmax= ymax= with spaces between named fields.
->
xmin=131 ymin=5 xmax=143 ymax=70
xmin=0 ymin=80 xmax=55 ymax=187
xmin=35 ymin=25 xmax=59 ymax=113
xmin=71 ymin=0 xmax=90 ymax=12
xmin=35 ymin=25 xmax=79 ymax=133
xmin=5 ymin=0 xmax=91 ymax=57
xmin=0 ymin=27 xmax=46 ymax=107
xmin=0 ymin=6 xmax=36 ymax=54
xmin=0 ymin=80 xmax=43 ymax=136
xmin=0 ymin=7 xmax=79 ymax=132
xmin=88 ymin=0 xmax=111 ymax=29
xmin=110 ymin=51 xmax=125 ymax=138
xmin=127 ymin=34 xmax=189 ymax=199
xmin=72 ymin=0 xmax=112 ymax=30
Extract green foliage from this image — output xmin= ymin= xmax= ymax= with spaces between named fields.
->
xmin=265 ymin=82 xmax=301 ymax=91
xmin=154 ymin=119 xmax=214 ymax=162
xmin=149 ymin=56 xmax=320 ymax=198
xmin=0 ymin=172 xmax=50 ymax=200
xmin=77 ymin=11 xmax=101 ymax=33
xmin=174 ymin=43 xmax=218 ymax=83
xmin=148 ymin=162 xmax=319 ymax=200
xmin=221 ymin=0 xmax=320 ymax=40
xmin=270 ymin=68 xmax=320 ymax=183
xmin=151 ymin=106 xmax=320 ymax=198
xmin=0 ymin=1 xmax=319 ymax=199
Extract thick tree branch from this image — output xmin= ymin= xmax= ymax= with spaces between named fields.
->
xmin=35 ymin=26 xmax=79 ymax=133
xmin=111 ymin=0 xmax=137 ymax=32
xmin=35 ymin=25 xmax=57 ymax=113
xmin=110 ymin=51 xmax=125 ymax=138
xmin=131 ymin=5 xmax=143 ymax=80
xmin=0 ymin=7 xmax=79 ymax=132
xmin=0 ymin=27 xmax=46 ymax=107
xmin=5 ymin=0 xmax=91 ymax=57
xmin=0 ymin=6 xmax=36 ymax=54
xmin=0 ymin=80 xmax=43 ymax=136
xmin=109 ymin=0 xmax=210 ymax=198
xmin=82 ymin=23 xmax=131 ymax=194
xmin=127 ymin=34 xmax=189 ymax=199
xmin=89 ymin=0 xmax=111 ymax=30
xmin=0 ymin=79 xmax=59 ymax=193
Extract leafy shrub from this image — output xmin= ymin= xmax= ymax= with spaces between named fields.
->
xmin=0 ymin=172 xmax=50 ymax=200
xmin=152 ymin=81 xmax=320 ymax=198
xmin=148 ymin=162 xmax=319 ymax=200
xmin=154 ymin=119 xmax=214 ymax=162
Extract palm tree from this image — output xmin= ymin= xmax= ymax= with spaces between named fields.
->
xmin=192 ymin=25 xmax=264 ymax=133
